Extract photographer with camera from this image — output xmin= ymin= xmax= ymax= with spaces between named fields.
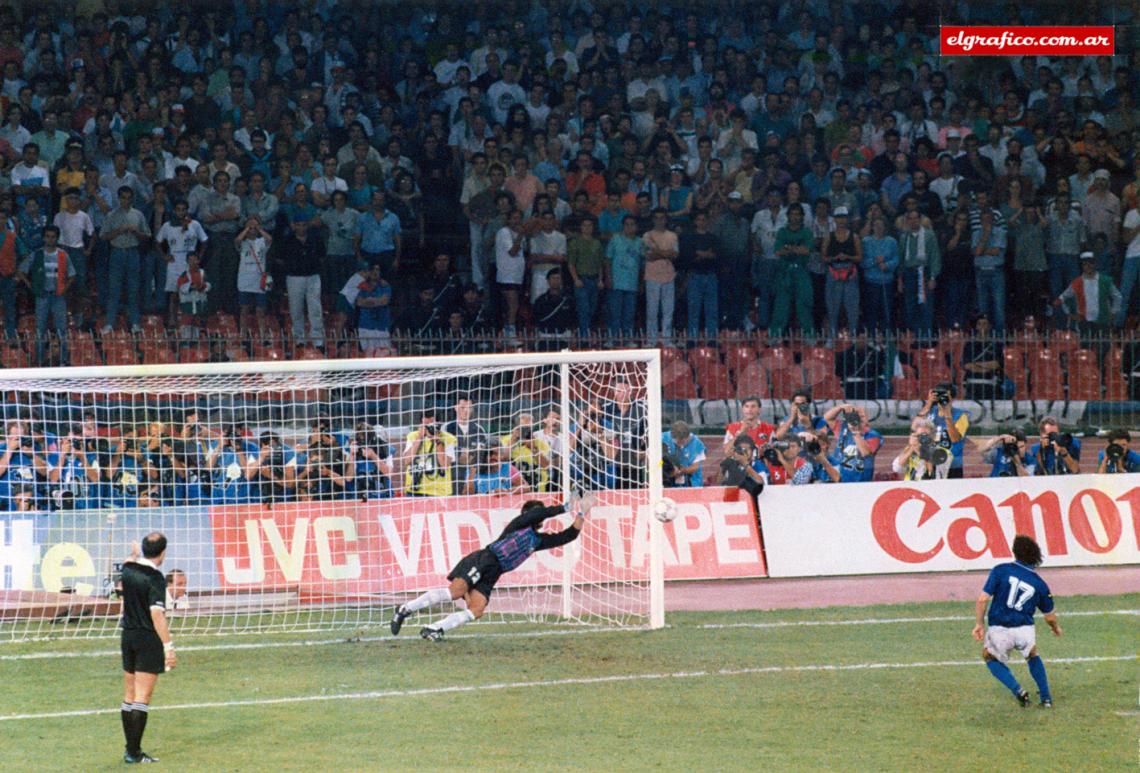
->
xmin=982 ymin=429 xmax=1036 ymax=477
xmin=0 ymin=419 xmax=49 ymax=510
xmin=775 ymin=388 xmax=828 ymax=441
xmin=443 ymin=396 xmax=491 ymax=496
xmin=792 ymin=432 xmax=840 ymax=485
xmin=1029 ymin=417 xmax=1081 ymax=476
xmin=471 ymin=445 xmax=528 ymax=495
xmin=501 ymin=413 xmax=551 ymax=493
xmin=47 ymin=424 xmax=103 ymax=510
xmin=204 ymin=423 xmax=257 ymax=505
xmin=917 ymin=382 xmax=970 ymax=478
xmin=662 ymin=420 xmax=706 ymax=488
xmin=570 ymin=403 xmax=617 ymax=490
xmin=892 ymin=417 xmax=940 ymax=481
xmin=351 ymin=422 xmax=393 ymax=500
xmin=402 ymin=410 xmax=457 ymax=497
xmin=822 ymin=403 xmax=883 ymax=482
xmin=719 ymin=433 xmax=768 ymax=507
xmin=1097 ymin=429 xmax=1140 ymax=474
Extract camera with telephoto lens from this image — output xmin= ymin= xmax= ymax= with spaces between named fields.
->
xmin=917 ymin=434 xmax=950 ymax=466
xmin=805 ymin=438 xmax=822 ymax=456
xmin=1106 ymin=443 xmax=1125 ymax=460
xmin=518 ymin=425 xmax=533 ymax=441
xmin=843 ymin=410 xmax=861 ymax=429
xmin=1048 ymin=431 xmax=1074 ymax=450
xmin=1003 ymin=440 xmax=1020 ymax=457
xmin=932 ymin=388 xmax=951 ymax=406
xmin=761 ymin=446 xmax=782 ymax=465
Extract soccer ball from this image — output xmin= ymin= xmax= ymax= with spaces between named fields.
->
xmin=653 ymin=498 xmax=678 ymax=523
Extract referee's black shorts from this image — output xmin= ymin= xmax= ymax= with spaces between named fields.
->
xmin=447 ymin=548 xmax=503 ymax=599
xmin=121 ymin=628 xmax=165 ymax=674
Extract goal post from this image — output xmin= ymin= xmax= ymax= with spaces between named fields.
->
xmin=0 ymin=349 xmax=664 ymax=641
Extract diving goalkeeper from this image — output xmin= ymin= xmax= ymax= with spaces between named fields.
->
xmin=390 ymin=492 xmax=593 ymax=641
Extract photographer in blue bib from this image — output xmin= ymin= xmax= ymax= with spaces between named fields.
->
xmin=915 ymin=382 xmax=970 ymax=478
xmin=1029 ymin=417 xmax=1080 ymax=476
xmin=981 ymin=430 xmax=1036 ymax=477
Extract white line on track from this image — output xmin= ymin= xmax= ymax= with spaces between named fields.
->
xmin=0 ymin=654 xmax=1133 ymax=722
xmin=2 ymin=609 xmax=1135 ymax=662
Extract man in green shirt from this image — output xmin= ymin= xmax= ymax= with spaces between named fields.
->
xmin=769 ymin=206 xmax=814 ymax=335
xmin=567 ymin=217 xmax=605 ymax=339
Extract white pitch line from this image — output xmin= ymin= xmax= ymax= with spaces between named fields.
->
xmin=2 ymin=609 xmax=1136 ymax=662
xmin=1115 ymin=710 xmax=1140 ymax=717
xmin=696 ymin=608 xmax=1140 ymax=631
xmin=0 ymin=654 xmax=1133 ymax=723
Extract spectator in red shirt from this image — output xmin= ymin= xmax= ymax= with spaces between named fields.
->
xmin=722 ymin=395 xmax=776 ymax=453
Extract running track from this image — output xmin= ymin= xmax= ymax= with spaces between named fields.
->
xmin=666 ymin=566 xmax=1140 ymax=612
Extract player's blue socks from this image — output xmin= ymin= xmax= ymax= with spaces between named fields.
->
xmin=1026 ymin=655 xmax=1051 ymax=701
xmin=985 ymin=660 xmax=1023 ymax=696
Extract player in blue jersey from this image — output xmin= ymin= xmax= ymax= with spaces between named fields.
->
xmin=389 ymin=492 xmax=592 ymax=641
xmin=973 ymin=535 xmax=1062 ymax=708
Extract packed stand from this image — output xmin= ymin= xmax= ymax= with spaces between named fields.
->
xmin=1 ymin=1 xmax=1140 ymax=501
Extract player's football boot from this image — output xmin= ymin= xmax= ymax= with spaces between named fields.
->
xmin=124 ymin=751 xmax=159 ymax=764
xmin=1016 ymin=689 xmax=1031 ymax=707
xmin=390 ymin=605 xmax=410 ymax=635
xmin=1039 ymin=698 xmax=1053 ymax=709
xmin=420 ymin=626 xmax=444 ymax=642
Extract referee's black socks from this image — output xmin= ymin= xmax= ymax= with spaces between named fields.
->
xmin=121 ymin=702 xmax=132 ymax=748
xmin=124 ymin=702 xmax=149 ymax=757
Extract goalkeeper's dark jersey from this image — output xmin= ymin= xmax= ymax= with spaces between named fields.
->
xmin=488 ymin=504 xmax=580 ymax=572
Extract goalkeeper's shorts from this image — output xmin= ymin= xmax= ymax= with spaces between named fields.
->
xmin=448 ymin=548 xmax=503 ymax=599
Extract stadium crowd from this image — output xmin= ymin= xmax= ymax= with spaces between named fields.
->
xmin=0 ymin=0 xmax=1140 ymax=362
xmin=1 ymin=1 xmax=1140 ymax=512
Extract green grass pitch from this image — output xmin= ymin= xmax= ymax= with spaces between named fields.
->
xmin=2 ymin=593 xmax=1136 ymax=772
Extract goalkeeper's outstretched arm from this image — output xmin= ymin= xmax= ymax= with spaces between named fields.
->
xmin=535 ymin=491 xmax=593 ymax=551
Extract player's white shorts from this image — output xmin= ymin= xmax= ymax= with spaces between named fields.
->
xmin=984 ymin=625 xmax=1037 ymax=663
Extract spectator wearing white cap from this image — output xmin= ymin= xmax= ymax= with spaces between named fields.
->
xmin=1083 ymin=169 xmax=1121 ymax=252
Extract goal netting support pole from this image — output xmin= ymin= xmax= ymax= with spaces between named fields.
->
xmin=0 ymin=349 xmax=664 ymax=641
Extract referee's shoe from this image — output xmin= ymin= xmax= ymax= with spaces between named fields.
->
xmin=124 ymin=751 xmax=158 ymax=764
xmin=390 ymin=605 xmax=410 ymax=635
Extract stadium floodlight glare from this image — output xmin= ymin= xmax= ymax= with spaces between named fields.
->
xmin=0 ymin=349 xmax=664 ymax=640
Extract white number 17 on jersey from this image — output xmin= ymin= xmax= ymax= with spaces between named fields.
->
xmin=1006 ymin=577 xmax=1035 ymax=611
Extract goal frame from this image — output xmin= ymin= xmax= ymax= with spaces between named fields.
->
xmin=0 ymin=348 xmax=666 ymax=632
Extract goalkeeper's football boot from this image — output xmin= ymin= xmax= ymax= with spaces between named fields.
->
xmin=1016 ymin=689 xmax=1031 ymax=708
xmin=420 ymin=626 xmax=444 ymax=642
xmin=390 ymin=605 xmax=410 ymax=635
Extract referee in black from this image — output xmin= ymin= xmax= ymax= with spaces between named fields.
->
xmin=120 ymin=532 xmax=177 ymax=764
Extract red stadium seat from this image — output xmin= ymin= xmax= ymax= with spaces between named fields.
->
xmin=105 ymin=346 xmax=140 ymax=366
xmin=759 ymin=346 xmax=793 ymax=372
xmin=0 ymin=344 xmax=27 ymax=369
xmin=1030 ymin=348 xmax=1064 ymax=399
xmin=734 ymin=362 xmax=770 ymax=400
xmin=662 ymin=359 xmax=697 ymax=399
xmin=1066 ymin=349 xmax=1101 ymax=400
xmin=891 ymin=377 xmax=921 ymax=400
xmin=724 ymin=344 xmax=758 ymax=378
xmin=695 ymin=362 xmax=734 ymax=399
xmin=1050 ymin=330 xmax=1080 ymax=360
xmin=687 ymin=345 xmax=721 ymax=372
xmin=914 ymin=347 xmax=952 ymax=390
xmin=769 ymin=366 xmax=804 ymax=396
xmin=178 ymin=346 xmax=210 ymax=364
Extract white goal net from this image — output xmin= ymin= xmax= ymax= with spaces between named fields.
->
xmin=0 ymin=350 xmax=664 ymax=641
